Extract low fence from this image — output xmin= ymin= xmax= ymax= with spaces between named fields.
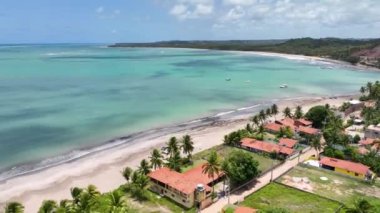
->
xmin=273 ymin=182 xmax=345 ymax=213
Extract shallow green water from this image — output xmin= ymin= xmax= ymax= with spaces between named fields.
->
xmin=0 ymin=44 xmax=378 ymax=179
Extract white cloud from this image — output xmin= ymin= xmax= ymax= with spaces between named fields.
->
xmin=223 ymin=0 xmax=256 ymax=6
xmin=169 ymin=0 xmax=214 ymax=20
xmin=96 ymin=6 xmax=104 ymax=13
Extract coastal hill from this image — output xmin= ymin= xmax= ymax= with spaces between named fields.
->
xmin=110 ymin=38 xmax=380 ymax=69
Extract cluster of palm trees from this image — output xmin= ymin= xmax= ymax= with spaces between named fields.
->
xmin=4 ymin=185 xmax=131 ymax=213
xmin=251 ymin=104 xmax=279 ymax=128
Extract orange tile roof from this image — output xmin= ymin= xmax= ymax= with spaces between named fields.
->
xmin=360 ymin=138 xmax=375 ymax=145
xmin=358 ymin=147 xmax=369 ymax=155
xmin=148 ymin=164 xmax=223 ymax=195
xmin=264 ymin=123 xmax=282 ymax=132
xmin=320 ymin=157 xmax=370 ymax=175
xmin=296 ymin=118 xmax=313 ymax=126
xmin=279 ymin=138 xmax=298 ymax=148
xmin=298 ymin=126 xmax=319 ymax=135
xmin=241 ymin=138 xmax=294 ymax=155
xmin=235 ymin=206 xmax=257 ymax=213
xmin=277 ymin=118 xmax=296 ymax=130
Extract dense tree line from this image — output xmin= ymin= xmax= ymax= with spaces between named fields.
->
xmin=110 ymin=38 xmax=380 ymax=68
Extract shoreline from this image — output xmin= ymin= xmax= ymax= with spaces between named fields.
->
xmin=0 ymin=94 xmax=355 ymax=212
xmin=111 ymin=46 xmax=380 ymax=72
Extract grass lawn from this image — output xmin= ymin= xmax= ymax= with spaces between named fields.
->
xmin=182 ymin=145 xmax=279 ymax=173
xmin=125 ymin=190 xmax=196 ymax=213
xmin=277 ymin=165 xmax=380 ymax=211
xmin=240 ymin=183 xmax=342 ymax=213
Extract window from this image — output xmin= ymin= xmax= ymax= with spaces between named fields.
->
xmin=355 ymin=173 xmax=359 ymax=176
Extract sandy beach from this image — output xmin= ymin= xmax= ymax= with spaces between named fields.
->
xmin=0 ymin=94 xmax=354 ymax=213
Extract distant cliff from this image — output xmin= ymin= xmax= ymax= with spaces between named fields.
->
xmin=110 ymin=38 xmax=380 ymax=69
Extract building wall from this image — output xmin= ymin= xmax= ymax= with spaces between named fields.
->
xmin=149 ymin=182 xmax=194 ymax=208
xmin=334 ymin=167 xmax=365 ymax=179
xmin=364 ymin=128 xmax=380 ymax=139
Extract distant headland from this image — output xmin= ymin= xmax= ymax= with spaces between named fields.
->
xmin=110 ymin=38 xmax=380 ymax=69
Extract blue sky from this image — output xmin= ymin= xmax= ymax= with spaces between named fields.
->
xmin=1 ymin=0 xmax=379 ymax=43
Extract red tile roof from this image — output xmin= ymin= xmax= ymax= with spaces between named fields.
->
xmin=241 ymin=138 xmax=294 ymax=155
xmin=279 ymin=138 xmax=298 ymax=148
xmin=298 ymin=126 xmax=319 ymax=135
xmin=296 ymin=118 xmax=313 ymax=126
xmin=148 ymin=164 xmax=223 ymax=195
xmin=235 ymin=206 xmax=257 ymax=213
xmin=358 ymin=147 xmax=369 ymax=155
xmin=276 ymin=118 xmax=296 ymax=130
xmin=264 ymin=123 xmax=282 ymax=132
xmin=360 ymin=138 xmax=375 ymax=146
xmin=320 ymin=157 xmax=370 ymax=175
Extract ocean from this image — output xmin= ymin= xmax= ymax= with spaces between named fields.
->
xmin=0 ymin=44 xmax=378 ymax=181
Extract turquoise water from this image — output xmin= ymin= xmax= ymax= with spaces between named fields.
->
xmin=0 ymin=44 xmax=379 ymax=180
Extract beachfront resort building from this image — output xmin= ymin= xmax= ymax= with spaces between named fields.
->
xmin=344 ymin=100 xmax=364 ymax=116
xmin=148 ymin=164 xmax=224 ymax=209
xmin=278 ymin=138 xmax=298 ymax=149
xmin=265 ymin=118 xmax=319 ymax=136
xmin=320 ymin=157 xmax=374 ymax=180
xmin=365 ymin=124 xmax=380 ymax=139
xmin=240 ymin=138 xmax=295 ymax=158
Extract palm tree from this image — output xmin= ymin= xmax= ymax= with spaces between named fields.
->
xmin=166 ymin=151 xmax=182 ymax=172
xmin=86 ymin=185 xmax=100 ymax=199
xmin=310 ymin=135 xmax=322 ymax=159
xmin=251 ymin=115 xmax=260 ymax=128
xmin=38 ymin=200 xmax=57 ymax=213
xmin=70 ymin=187 xmax=83 ymax=204
xmin=360 ymin=86 xmax=366 ymax=94
xmin=266 ymin=108 xmax=272 ymax=119
xmin=202 ymin=151 xmax=221 ymax=193
xmin=257 ymin=124 xmax=266 ymax=139
xmin=271 ymin=104 xmax=279 ymax=120
xmin=57 ymin=200 xmax=74 ymax=213
xmin=122 ymin=167 xmax=133 ymax=183
xmin=294 ymin=106 xmax=303 ymax=119
xmin=344 ymin=198 xmax=373 ymax=213
xmin=181 ymin=135 xmax=194 ymax=160
xmin=283 ymin=107 xmax=292 ymax=118
xmin=259 ymin=110 xmax=267 ymax=123
xmin=106 ymin=190 xmax=128 ymax=213
xmin=149 ymin=149 xmax=163 ymax=170
xmin=4 ymin=202 xmax=24 ymax=213
xmin=164 ymin=137 xmax=179 ymax=158
xmin=138 ymin=159 xmax=151 ymax=175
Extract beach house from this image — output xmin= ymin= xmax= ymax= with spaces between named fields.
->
xmin=240 ymin=138 xmax=295 ymax=158
xmin=365 ymin=124 xmax=380 ymax=139
xmin=319 ymin=157 xmax=374 ymax=180
xmin=148 ymin=164 xmax=224 ymax=209
xmin=278 ymin=138 xmax=298 ymax=149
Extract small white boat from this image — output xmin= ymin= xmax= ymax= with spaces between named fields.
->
xmin=280 ymin=84 xmax=288 ymax=88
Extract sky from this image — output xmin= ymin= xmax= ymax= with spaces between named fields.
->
xmin=0 ymin=0 xmax=380 ymax=44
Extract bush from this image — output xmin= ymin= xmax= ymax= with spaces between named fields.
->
xmin=305 ymin=106 xmax=330 ymax=128
xmin=222 ymin=150 xmax=260 ymax=186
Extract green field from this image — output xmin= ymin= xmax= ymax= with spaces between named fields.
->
xmin=277 ymin=165 xmax=380 ymax=211
xmin=240 ymin=183 xmax=342 ymax=213
xmin=182 ymin=145 xmax=280 ymax=173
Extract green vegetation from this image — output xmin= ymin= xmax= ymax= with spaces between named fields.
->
xmin=277 ymin=166 xmax=380 ymax=212
xmin=241 ymin=183 xmax=341 ymax=213
xmin=202 ymin=151 xmax=221 ymax=193
xmin=360 ymin=81 xmax=380 ymax=125
xmin=110 ymin=38 xmax=380 ymax=68
xmin=222 ymin=150 xmax=260 ymax=186
xmin=4 ymin=202 xmax=24 ymax=213
xmin=182 ymin=144 xmax=278 ymax=173
xmin=305 ymin=105 xmax=330 ymax=128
